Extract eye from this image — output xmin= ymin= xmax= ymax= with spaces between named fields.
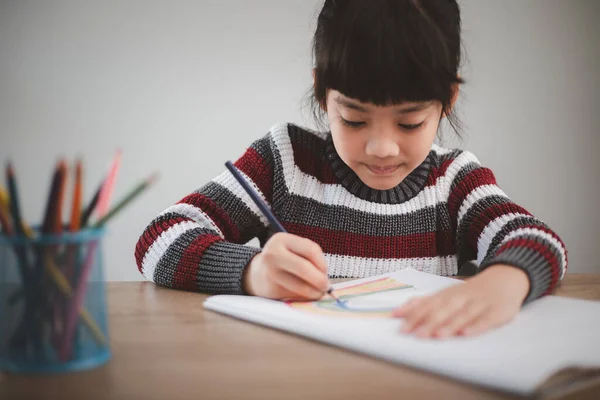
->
xmin=399 ymin=122 xmax=425 ymax=131
xmin=340 ymin=116 xmax=365 ymax=129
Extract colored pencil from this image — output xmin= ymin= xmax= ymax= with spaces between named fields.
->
xmin=5 ymin=163 xmax=41 ymax=356
xmin=52 ymin=161 xmax=68 ymax=234
xmin=0 ymin=185 xmax=9 ymax=217
xmin=41 ymin=163 xmax=63 ymax=234
xmin=80 ymin=179 xmax=102 ymax=228
xmin=6 ymin=163 xmax=26 ymax=237
xmin=93 ymin=173 xmax=159 ymax=228
xmin=96 ymin=150 xmax=121 ymax=219
xmin=70 ymin=160 xmax=83 ymax=232
xmin=59 ymin=150 xmax=121 ymax=360
xmin=46 ymin=161 xmax=67 ymax=344
xmin=0 ymin=204 xmax=12 ymax=234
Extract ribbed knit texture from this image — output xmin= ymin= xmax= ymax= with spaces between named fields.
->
xmin=135 ymin=123 xmax=567 ymax=303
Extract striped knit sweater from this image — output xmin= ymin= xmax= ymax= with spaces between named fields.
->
xmin=135 ymin=123 xmax=567 ymax=303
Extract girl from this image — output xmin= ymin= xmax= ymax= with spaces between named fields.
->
xmin=135 ymin=0 xmax=567 ymax=339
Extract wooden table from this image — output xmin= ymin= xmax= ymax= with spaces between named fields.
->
xmin=2 ymin=274 xmax=600 ymax=400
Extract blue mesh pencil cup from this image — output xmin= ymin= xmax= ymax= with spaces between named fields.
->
xmin=0 ymin=227 xmax=111 ymax=373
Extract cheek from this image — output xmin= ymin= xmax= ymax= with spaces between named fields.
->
xmin=331 ymin=128 xmax=364 ymax=161
xmin=406 ymin=133 xmax=433 ymax=155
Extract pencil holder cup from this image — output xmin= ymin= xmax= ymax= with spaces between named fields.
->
xmin=0 ymin=228 xmax=111 ymax=373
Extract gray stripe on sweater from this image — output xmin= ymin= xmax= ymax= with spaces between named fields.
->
xmin=277 ymin=194 xmax=446 ymax=236
xmin=197 ymin=241 xmax=261 ymax=294
xmin=456 ymin=195 xmax=514 ymax=254
xmin=198 ymin=181 xmax=266 ymax=243
xmin=450 ymin=162 xmax=482 ymax=193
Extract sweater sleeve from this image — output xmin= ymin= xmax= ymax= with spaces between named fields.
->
xmin=446 ymin=150 xmax=568 ymax=304
xmin=134 ymin=131 xmax=277 ymax=294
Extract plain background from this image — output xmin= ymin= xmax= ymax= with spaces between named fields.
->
xmin=1 ymin=0 xmax=598 ymax=281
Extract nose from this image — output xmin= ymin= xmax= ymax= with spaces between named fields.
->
xmin=365 ymin=134 xmax=400 ymax=158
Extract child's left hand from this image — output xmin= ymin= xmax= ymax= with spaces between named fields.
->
xmin=392 ymin=265 xmax=530 ymax=339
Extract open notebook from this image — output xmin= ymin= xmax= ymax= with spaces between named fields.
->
xmin=204 ymin=269 xmax=600 ymax=396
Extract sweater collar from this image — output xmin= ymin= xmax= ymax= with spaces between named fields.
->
xmin=325 ymin=134 xmax=432 ymax=204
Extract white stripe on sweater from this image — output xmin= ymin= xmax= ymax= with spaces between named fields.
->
xmin=141 ymin=220 xmax=201 ymax=281
xmin=476 ymin=213 xmax=531 ymax=264
xmin=457 ymin=185 xmax=509 ymax=225
xmin=269 ymin=124 xmax=479 ymax=215
xmin=494 ymin=227 xmax=567 ymax=278
xmin=212 ymin=169 xmax=269 ymax=227
xmin=431 ymin=142 xmax=456 ymax=156
xmin=160 ymin=203 xmax=224 ymax=238
xmin=325 ymin=254 xmax=458 ymax=278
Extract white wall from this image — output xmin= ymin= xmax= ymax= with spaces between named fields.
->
xmin=0 ymin=0 xmax=597 ymax=280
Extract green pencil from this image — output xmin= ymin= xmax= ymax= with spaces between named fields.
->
xmin=92 ymin=173 xmax=158 ymax=228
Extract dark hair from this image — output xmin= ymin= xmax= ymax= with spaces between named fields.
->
xmin=309 ymin=0 xmax=464 ymax=135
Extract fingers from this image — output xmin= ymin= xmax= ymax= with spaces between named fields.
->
xmin=433 ymin=302 xmax=487 ymax=338
xmin=406 ymin=297 xmax=469 ymax=337
xmin=394 ymin=293 xmax=508 ymax=339
xmin=275 ymin=249 xmax=329 ymax=293
xmin=281 ymin=234 xmax=328 ymax=274
xmin=274 ymin=270 xmax=325 ymax=300
xmin=258 ymin=233 xmax=330 ymax=300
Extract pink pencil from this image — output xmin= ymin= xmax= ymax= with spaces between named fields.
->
xmin=58 ymin=150 xmax=121 ymax=361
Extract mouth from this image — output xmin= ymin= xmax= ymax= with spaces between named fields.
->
xmin=364 ymin=164 xmax=401 ymax=176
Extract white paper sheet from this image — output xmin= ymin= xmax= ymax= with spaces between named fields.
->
xmin=203 ymin=268 xmax=600 ymax=395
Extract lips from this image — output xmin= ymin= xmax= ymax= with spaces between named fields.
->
xmin=365 ymin=164 xmax=401 ymax=175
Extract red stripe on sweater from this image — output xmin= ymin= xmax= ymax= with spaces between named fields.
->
xmin=448 ymin=167 xmax=497 ymax=221
xmin=496 ymin=237 xmax=561 ymax=295
xmin=284 ymin=222 xmax=455 ymax=258
xmin=234 ymin=147 xmax=273 ymax=202
xmin=467 ymin=202 xmax=532 ymax=248
xmin=179 ymin=193 xmax=241 ymax=242
xmin=171 ymin=234 xmax=222 ymax=290
xmin=427 ymin=159 xmax=454 ymax=187
xmin=135 ymin=216 xmax=189 ymax=272
xmin=292 ymin=141 xmax=337 ymax=184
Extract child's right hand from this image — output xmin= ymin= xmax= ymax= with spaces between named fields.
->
xmin=242 ymin=233 xmax=330 ymax=301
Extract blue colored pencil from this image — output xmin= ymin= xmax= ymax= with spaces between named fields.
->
xmin=224 ymin=161 xmax=343 ymax=304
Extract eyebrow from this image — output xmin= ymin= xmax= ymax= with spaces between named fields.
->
xmin=336 ymin=96 xmax=431 ymax=114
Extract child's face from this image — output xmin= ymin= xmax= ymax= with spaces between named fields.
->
xmin=326 ymin=90 xmax=442 ymax=190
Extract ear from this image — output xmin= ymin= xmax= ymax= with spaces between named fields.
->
xmin=444 ymin=79 xmax=460 ymax=117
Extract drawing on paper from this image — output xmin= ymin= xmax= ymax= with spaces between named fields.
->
xmin=287 ymin=277 xmax=427 ymax=318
